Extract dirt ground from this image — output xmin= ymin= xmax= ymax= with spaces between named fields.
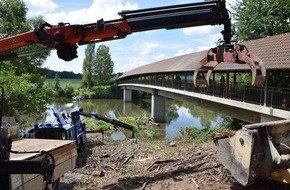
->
xmin=59 ymin=134 xmax=290 ymax=190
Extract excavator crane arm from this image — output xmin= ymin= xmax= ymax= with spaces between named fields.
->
xmin=0 ymin=0 xmax=264 ymax=87
xmin=0 ymin=19 xmax=132 ymax=61
xmin=79 ymin=111 xmax=135 ymax=139
xmin=0 ymin=0 xmax=231 ymax=62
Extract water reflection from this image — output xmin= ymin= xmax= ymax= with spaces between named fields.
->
xmin=51 ymin=99 xmax=223 ymax=139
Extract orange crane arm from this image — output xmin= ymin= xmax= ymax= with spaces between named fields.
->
xmin=0 ymin=20 xmax=132 ymax=61
xmin=0 ymin=0 xmax=231 ymax=61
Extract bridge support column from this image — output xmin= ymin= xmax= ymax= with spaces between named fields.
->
xmin=123 ymin=89 xmax=132 ymax=102
xmin=151 ymin=94 xmax=166 ymax=123
xmin=123 ymin=102 xmax=132 ymax=115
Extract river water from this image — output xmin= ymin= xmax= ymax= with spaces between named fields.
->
xmin=50 ymin=99 xmax=225 ymax=140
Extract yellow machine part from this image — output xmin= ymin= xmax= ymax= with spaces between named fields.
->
xmin=215 ymin=121 xmax=290 ymax=186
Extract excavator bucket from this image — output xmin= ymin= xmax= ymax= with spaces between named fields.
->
xmin=216 ymin=128 xmax=256 ymax=186
xmin=193 ymin=44 xmax=266 ymax=88
xmin=215 ymin=120 xmax=290 ymax=186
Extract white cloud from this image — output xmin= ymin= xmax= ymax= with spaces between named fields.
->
xmin=140 ymin=42 xmax=159 ymax=55
xmin=177 ymin=107 xmax=191 ymax=118
xmin=42 ymin=0 xmax=138 ymax=24
xmin=155 ymin=53 xmax=166 ymax=60
xmin=121 ymin=59 xmax=148 ymax=73
xmin=24 ymin=0 xmax=58 ymax=17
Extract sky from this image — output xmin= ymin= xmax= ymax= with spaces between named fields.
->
xmin=23 ymin=0 xmax=237 ymax=74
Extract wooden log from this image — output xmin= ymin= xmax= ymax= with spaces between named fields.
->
xmin=244 ymin=120 xmax=290 ymax=129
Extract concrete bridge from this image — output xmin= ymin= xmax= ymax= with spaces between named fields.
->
xmin=118 ymin=33 xmax=290 ymax=123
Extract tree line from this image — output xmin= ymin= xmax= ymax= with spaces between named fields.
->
xmin=45 ymin=69 xmax=82 ymax=79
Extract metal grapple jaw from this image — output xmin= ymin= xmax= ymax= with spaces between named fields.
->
xmin=193 ymin=44 xmax=266 ymax=87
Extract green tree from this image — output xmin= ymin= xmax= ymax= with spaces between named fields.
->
xmin=94 ymin=45 xmax=114 ymax=85
xmin=232 ymin=0 xmax=290 ymax=41
xmin=0 ymin=65 xmax=54 ymax=119
xmin=0 ymin=0 xmax=53 ymax=121
xmin=53 ymin=73 xmax=64 ymax=96
xmin=63 ymin=82 xmax=75 ymax=98
xmin=0 ymin=0 xmax=27 ymax=36
xmin=81 ymin=44 xmax=95 ymax=89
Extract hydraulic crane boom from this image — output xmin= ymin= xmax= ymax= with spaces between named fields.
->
xmin=79 ymin=111 xmax=135 ymax=139
xmin=0 ymin=0 xmax=231 ymax=62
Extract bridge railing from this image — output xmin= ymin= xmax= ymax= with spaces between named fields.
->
xmin=118 ymin=78 xmax=290 ymax=111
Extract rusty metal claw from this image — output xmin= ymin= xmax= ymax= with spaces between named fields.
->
xmin=193 ymin=44 xmax=266 ymax=88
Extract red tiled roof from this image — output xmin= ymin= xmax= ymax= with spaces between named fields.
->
xmin=120 ymin=32 xmax=290 ymax=79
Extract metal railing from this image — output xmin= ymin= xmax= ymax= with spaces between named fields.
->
xmin=119 ymin=78 xmax=290 ymax=111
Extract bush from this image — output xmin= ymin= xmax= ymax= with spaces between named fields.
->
xmin=83 ymin=118 xmax=111 ymax=131
xmin=183 ymin=126 xmax=228 ymax=143
xmin=63 ymin=82 xmax=75 ymax=98
xmin=91 ymin=85 xmax=122 ymax=99
xmin=74 ymin=85 xmax=122 ymax=99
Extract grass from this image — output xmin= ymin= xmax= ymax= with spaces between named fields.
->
xmin=45 ymin=78 xmax=81 ymax=88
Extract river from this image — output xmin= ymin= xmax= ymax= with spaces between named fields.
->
xmin=49 ymin=99 xmax=226 ymax=140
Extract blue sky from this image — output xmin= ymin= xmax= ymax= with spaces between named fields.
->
xmin=23 ymin=0 xmax=236 ymax=74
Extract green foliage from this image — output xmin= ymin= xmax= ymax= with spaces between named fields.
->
xmin=83 ymin=118 xmax=111 ymax=131
xmin=63 ymin=83 xmax=75 ymax=98
xmin=83 ymin=115 xmax=156 ymax=139
xmin=232 ymin=0 xmax=290 ymax=41
xmin=268 ymin=72 xmax=290 ymax=88
xmin=183 ymin=126 xmax=226 ymax=143
xmin=45 ymin=79 xmax=81 ymax=89
xmin=46 ymin=70 xmax=81 ymax=79
xmin=91 ymin=85 xmax=122 ymax=99
xmin=132 ymin=91 xmax=151 ymax=99
xmin=75 ymin=85 xmax=122 ymax=99
xmin=0 ymin=65 xmax=54 ymax=119
xmin=0 ymin=0 xmax=27 ymax=36
xmin=185 ymin=102 xmax=219 ymax=127
xmin=48 ymin=76 xmax=77 ymax=99
xmin=118 ymin=116 xmax=148 ymax=131
xmin=53 ymin=73 xmax=61 ymax=92
xmin=82 ymin=44 xmax=95 ymax=89
xmin=94 ymin=45 xmax=114 ymax=86
xmin=218 ymin=116 xmax=246 ymax=130
xmin=183 ymin=116 xmax=245 ymax=143
xmin=118 ymin=115 xmax=159 ymax=139
xmin=0 ymin=0 xmax=52 ymax=122
xmin=81 ymin=44 xmax=114 ymax=88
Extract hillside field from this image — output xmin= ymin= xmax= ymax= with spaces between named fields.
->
xmin=45 ymin=78 xmax=81 ymax=88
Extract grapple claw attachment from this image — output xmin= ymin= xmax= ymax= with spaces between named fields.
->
xmin=195 ymin=79 xmax=208 ymax=88
xmin=193 ymin=44 xmax=266 ymax=88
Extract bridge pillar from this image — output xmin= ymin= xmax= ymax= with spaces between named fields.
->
xmin=151 ymin=94 xmax=166 ymax=123
xmin=123 ymin=89 xmax=132 ymax=102
xmin=123 ymin=102 xmax=132 ymax=115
